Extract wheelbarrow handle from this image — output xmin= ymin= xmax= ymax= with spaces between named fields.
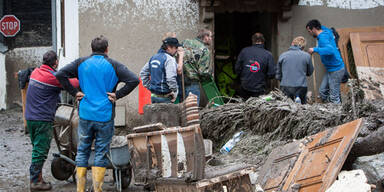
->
xmin=53 ymin=153 xmax=76 ymax=166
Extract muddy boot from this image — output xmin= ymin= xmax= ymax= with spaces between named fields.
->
xmin=76 ymin=167 xmax=87 ymax=192
xmin=92 ymin=166 xmax=106 ymax=192
xmin=30 ymin=173 xmax=52 ymax=191
xmin=30 ymin=163 xmax=52 ymax=191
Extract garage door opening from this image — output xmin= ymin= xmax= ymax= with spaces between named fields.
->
xmin=214 ymin=12 xmax=278 ymax=98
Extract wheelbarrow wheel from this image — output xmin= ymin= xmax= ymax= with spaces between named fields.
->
xmin=51 ymin=156 xmax=75 ymax=181
xmin=113 ymin=164 xmax=133 ymax=189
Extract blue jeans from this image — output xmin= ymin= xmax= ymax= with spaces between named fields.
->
xmin=319 ymin=68 xmax=345 ymax=104
xmin=185 ymin=82 xmax=200 ymax=106
xmin=151 ymin=96 xmax=172 ymax=103
xmin=76 ymin=118 xmax=114 ymax=167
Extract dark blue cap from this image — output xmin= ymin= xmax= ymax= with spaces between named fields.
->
xmin=163 ymin=37 xmax=182 ymax=47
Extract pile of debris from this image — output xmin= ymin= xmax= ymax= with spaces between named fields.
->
xmin=200 ymin=88 xmax=384 ymax=167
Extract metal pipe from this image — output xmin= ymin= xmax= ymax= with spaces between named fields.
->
xmin=52 ymin=153 xmax=76 ymax=165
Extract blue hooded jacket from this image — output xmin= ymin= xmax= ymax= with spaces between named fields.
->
xmin=313 ymin=26 xmax=344 ymax=72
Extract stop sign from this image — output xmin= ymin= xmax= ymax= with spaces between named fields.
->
xmin=0 ymin=15 xmax=21 ymax=37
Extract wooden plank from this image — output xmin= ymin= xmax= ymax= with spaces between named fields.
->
xmin=21 ymin=82 xmax=28 ymax=132
xmin=149 ymin=135 xmax=162 ymax=177
xmin=204 ymin=174 xmax=253 ymax=192
xmin=127 ymin=124 xmax=198 ymax=138
xmin=132 ymin=123 xmax=166 ymax=133
xmin=154 ymin=167 xmax=256 ymax=192
xmin=128 ymin=138 xmax=146 ymax=184
xmin=193 ymin=126 xmax=205 ymax=180
xmin=350 ymin=33 xmax=364 ymax=66
xmin=181 ymin=130 xmax=195 ymax=174
xmin=197 ymin=167 xmax=256 ymax=188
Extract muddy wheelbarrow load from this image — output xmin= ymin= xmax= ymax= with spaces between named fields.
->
xmin=51 ymin=104 xmax=133 ymax=191
xmin=127 ymin=94 xmax=257 ymax=191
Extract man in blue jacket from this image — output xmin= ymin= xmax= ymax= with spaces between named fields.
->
xmin=306 ymin=19 xmax=345 ymax=104
xmin=56 ymin=36 xmax=139 ymax=192
xmin=140 ymin=37 xmax=180 ymax=103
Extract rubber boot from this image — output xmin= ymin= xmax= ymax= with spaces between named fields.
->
xmin=92 ymin=166 xmax=106 ymax=192
xmin=76 ymin=167 xmax=87 ymax=192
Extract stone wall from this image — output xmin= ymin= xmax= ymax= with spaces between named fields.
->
xmin=78 ymin=0 xmax=200 ymax=128
xmin=5 ymin=47 xmax=51 ymax=108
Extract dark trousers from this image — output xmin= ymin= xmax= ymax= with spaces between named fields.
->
xmin=238 ymin=87 xmax=265 ymax=101
xmin=280 ymin=86 xmax=307 ymax=104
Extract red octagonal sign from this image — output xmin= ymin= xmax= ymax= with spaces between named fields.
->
xmin=0 ymin=15 xmax=21 ymax=37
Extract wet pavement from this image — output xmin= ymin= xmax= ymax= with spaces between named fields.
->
xmin=0 ymin=107 xmax=144 ymax=192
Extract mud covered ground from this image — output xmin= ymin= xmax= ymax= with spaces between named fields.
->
xmin=201 ymin=89 xmax=384 ymax=169
xmin=0 ymin=107 xmax=144 ymax=192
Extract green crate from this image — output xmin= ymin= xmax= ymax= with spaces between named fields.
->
xmin=201 ymin=79 xmax=224 ymax=106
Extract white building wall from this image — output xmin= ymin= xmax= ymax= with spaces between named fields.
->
xmin=57 ymin=0 xmax=79 ymax=69
xmin=299 ymin=0 xmax=384 ymax=9
xmin=0 ymin=53 xmax=6 ymax=110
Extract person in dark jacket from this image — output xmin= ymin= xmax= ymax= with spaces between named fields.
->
xmin=25 ymin=50 xmax=79 ymax=191
xmin=235 ymin=32 xmax=275 ymax=100
xmin=55 ymin=36 xmax=139 ymax=192
xmin=276 ymin=36 xmax=314 ymax=104
xmin=306 ymin=19 xmax=345 ymax=104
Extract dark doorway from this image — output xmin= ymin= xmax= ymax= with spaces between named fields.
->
xmin=2 ymin=0 xmax=52 ymax=48
xmin=214 ymin=12 xmax=277 ymax=98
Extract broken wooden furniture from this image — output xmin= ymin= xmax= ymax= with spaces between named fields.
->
xmin=127 ymin=123 xmax=256 ymax=191
xmin=127 ymin=94 xmax=256 ymax=191
xmin=127 ymin=124 xmax=206 ymax=183
xmin=257 ymin=118 xmax=363 ymax=192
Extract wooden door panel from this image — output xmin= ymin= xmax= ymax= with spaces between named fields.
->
xmin=295 ymin=138 xmax=341 ymax=186
xmin=366 ymin=44 xmax=384 ymax=68
xmin=257 ymin=141 xmax=302 ymax=192
xmin=350 ymin=32 xmax=384 ymax=68
xmin=258 ymin=119 xmax=363 ymax=192
xmin=350 ymin=32 xmax=384 ymax=99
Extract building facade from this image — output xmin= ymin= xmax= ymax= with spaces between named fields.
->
xmin=1 ymin=0 xmax=383 ymax=127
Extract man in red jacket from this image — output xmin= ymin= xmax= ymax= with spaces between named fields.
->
xmin=25 ymin=50 xmax=78 ymax=191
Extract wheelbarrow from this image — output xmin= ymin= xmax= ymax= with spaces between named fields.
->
xmin=51 ymin=104 xmax=133 ymax=191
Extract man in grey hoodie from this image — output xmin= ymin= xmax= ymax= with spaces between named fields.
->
xmin=276 ymin=36 xmax=314 ymax=104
